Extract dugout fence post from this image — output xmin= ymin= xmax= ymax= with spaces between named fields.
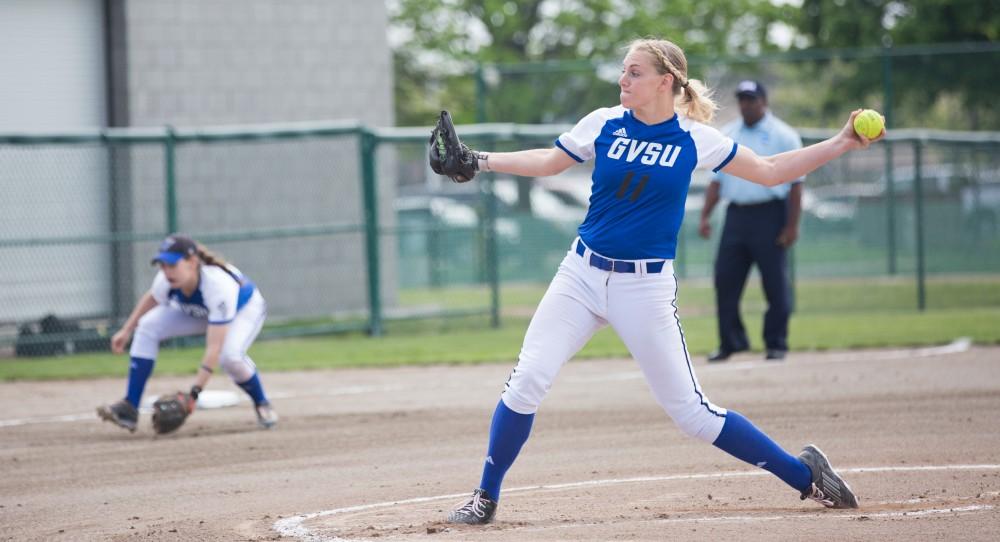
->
xmin=882 ymin=46 xmax=897 ymax=275
xmin=885 ymin=139 xmax=897 ymax=275
xmin=913 ymin=138 xmax=926 ymax=311
xmin=164 ymin=125 xmax=178 ymax=234
xmin=360 ymin=128 xmax=384 ymax=336
xmin=483 ymin=136 xmax=501 ymax=328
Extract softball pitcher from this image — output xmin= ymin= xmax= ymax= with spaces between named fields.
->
xmin=97 ymin=234 xmax=277 ymax=432
xmin=430 ymin=38 xmax=882 ymax=524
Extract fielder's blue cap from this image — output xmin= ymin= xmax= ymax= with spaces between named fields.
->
xmin=735 ymin=80 xmax=767 ymax=99
xmin=152 ymin=234 xmax=197 ymax=265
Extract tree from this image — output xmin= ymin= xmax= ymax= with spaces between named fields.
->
xmin=388 ymin=0 xmax=791 ymax=125
xmin=793 ymin=0 xmax=1000 ymax=129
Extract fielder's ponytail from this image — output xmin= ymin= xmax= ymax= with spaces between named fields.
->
xmin=627 ymin=38 xmax=719 ymax=124
xmin=194 ymin=242 xmax=242 ymax=283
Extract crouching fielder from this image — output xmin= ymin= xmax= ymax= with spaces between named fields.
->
xmin=97 ymin=234 xmax=277 ymax=432
xmin=430 ymin=37 xmax=883 ymax=525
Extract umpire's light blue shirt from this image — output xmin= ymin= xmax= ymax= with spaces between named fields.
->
xmin=714 ymin=111 xmax=803 ymax=204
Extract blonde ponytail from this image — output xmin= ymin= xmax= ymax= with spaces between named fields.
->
xmin=678 ymin=77 xmax=718 ymax=124
xmin=627 ymin=38 xmax=719 ymax=124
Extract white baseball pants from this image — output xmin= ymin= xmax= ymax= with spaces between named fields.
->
xmin=129 ymin=290 xmax=267 ymax=383
xmin=501 ymin=239 xmax=727 ymax=443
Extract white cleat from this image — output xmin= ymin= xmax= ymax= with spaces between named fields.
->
xmin=255 ymin=403 xmax=279 ymax=429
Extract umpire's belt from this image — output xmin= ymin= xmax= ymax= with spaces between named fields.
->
xmin=575 ymin=239 xmax=666 ymax=274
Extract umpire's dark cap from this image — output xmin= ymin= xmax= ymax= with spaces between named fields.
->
xmin=735 ymin=80 xmax=767 ymax=99
xmin=152 ymin=234 xmax=197 ymax=265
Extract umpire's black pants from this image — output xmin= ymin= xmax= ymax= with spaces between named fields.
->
xmin=714 ymin=198 xmax=792 ymax=353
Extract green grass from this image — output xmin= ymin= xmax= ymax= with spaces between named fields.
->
xmin=2 ymin=276 xmax=998 ymax=381
xmin=401 ymin=275 xmax=1000 ymax=314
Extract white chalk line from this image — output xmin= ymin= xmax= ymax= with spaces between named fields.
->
xmin=508 ymin=504 xmax=993 ymax=535
xmin=0 ymin=338 xmax=975 ymax=428
xmin=565 ymin=337 xmax=974 ymax=383
xmin=0 ymin=384 xmax=405 ymax=428
xmin=0 ymin=412 xmax=97 ymax=427
xmin=272 ymin=463 xmax=1000 ymax=542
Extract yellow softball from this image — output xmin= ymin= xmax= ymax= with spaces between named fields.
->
xmin=853 ymin=109 xmax=884 ymax=139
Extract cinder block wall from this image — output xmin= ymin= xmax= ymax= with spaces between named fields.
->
xmin=118 ymin=0 xmax=396 ymax=320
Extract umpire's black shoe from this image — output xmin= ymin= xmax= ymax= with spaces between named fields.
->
xmin=798 ymin=445 xmax=859 ymax=509
xmin=707 ymin=350 xmax=733 ymax=363
xmin=97 ymin=399 xmax=138 ymax=433
xmin=448 ymin=488 xmax=497 ymax=524
xmin=765 ymin=349 xmax=787 ymax=361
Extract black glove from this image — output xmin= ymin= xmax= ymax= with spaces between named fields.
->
xmin=150 ymin=391 xmax=195 ymax=434
xmin=428 ymin=110 xmax=483 ymax=183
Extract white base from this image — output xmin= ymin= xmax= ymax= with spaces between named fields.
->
xmin=195 ymin=390 xmax=241 ymax=409
xmin=141 ymin=389 xmax=241 ymax=410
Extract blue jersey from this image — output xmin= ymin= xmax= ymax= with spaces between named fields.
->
xmin=556 ymin=106 xmax=738 ymax=260
xmin=151 ymin=264 xmax=257 ymax=324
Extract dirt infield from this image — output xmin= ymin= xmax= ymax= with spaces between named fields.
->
xmin=2 ymin=343 xmax=998 ymax=541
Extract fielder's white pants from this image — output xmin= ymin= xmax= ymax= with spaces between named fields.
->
xmin=502 ymin=239 xmax=728 ymax=443
xmin=129 ymin=290 xmax=267 ymax=383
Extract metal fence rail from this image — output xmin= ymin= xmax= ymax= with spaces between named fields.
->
xmin=2 ymin=123 xmax=998 ymax=357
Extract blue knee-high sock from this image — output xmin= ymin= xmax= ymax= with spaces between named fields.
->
xmin=237 ymin=372 xmax=268 ymax=405
xmin=478 ymin=399 xmax=535 ymax=501
xmin=125 ymin=357 xmax=155 ymax=408
xmin=712 ymin=410 xmax=812 ymax=492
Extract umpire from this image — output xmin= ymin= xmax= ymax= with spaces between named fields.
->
xmin=699 ymin=80 xmax=803 ymax=362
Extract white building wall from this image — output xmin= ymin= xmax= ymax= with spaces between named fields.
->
xmin=0 ymin=0 xmax=397 ymax=326
xmin=0 ymin=0 xmax=109 ymax=321
xmin=120 ymin=0 xmax=396 ymax=319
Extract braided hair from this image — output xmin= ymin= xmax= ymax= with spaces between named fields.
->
xmin=627 ymin=38 xmax=718 ymax=123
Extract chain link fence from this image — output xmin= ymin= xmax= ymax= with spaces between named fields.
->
xmin=2 ymin=122 xmax=999 ymax=357
xmin=474 ymin=43 xmax=1000 ymax=131
xmin=0 ymin=122 xmax=397 ymax=356
xmin=376 ymin=125 xmax=1000 ymax=314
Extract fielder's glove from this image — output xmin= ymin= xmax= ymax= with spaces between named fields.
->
xmin=428 ymin=110 xmax=484 ymax=183
xmin=150 ymin=387 xmax=198 ymax=434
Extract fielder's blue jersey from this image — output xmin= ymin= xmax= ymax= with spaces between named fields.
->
xmin=151 ymin=264 xmax=256 ymax=324
xmin=556 ymin=106 xmax=738 ymax=260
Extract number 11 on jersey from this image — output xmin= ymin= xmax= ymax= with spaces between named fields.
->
xmin=616 ymin=171 xmax=650 ymax=202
